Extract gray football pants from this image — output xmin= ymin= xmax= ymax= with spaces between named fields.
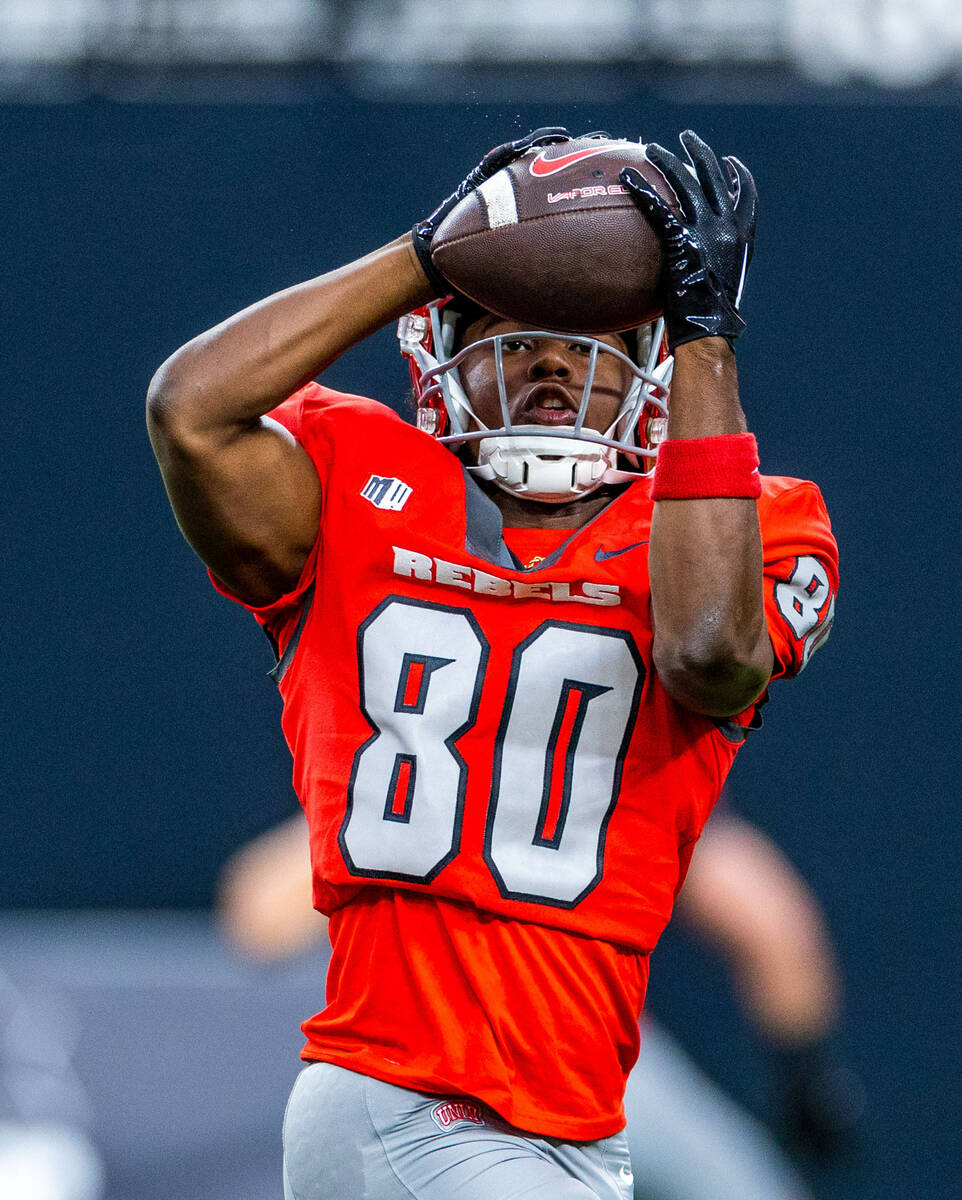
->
xmin=283 ymin=1061 xmax=634 ymax=1200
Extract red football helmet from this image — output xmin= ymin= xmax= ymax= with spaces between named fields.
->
xmin=398 ymin=298 xmax=671 ymax=503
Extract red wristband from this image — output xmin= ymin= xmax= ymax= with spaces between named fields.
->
xmin=651 ymin=433 xmax=761 ymax=500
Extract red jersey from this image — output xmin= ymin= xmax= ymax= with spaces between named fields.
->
xmin=212 ymin=384 xmax=838 ymax=1139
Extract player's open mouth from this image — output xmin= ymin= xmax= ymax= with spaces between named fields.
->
xmin=519 ymin=383 xmax=578 ymax=426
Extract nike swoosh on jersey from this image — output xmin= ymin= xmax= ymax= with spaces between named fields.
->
xmin=529 ymin=146 xmax=617 ymax=177
xmin=594 ymin=541 xmax=648 ymax=562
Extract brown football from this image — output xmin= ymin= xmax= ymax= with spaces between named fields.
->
xmin=430 ymin=137 xmax=678 ymax=334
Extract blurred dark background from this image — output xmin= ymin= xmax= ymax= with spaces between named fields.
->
xmin=1 ymin=3 xmax=959 ymax=1198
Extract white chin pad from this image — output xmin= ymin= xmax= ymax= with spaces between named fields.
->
xmin=476 ymin=434 xmax=615 ymax=503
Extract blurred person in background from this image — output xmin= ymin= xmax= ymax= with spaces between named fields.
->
xmin=623 ymin=811 xmax=864 ymax=1199
xmin=0 ymin=970 xmax=105 ymax=1200
xmin=219 ymin=802 xmax=862 ymax=1200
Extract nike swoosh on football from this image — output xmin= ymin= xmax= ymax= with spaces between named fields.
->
xmin=529 ymin=146 xmax=617 ymax=177
xmin=594 ymin=541 xmax=648 ymax=562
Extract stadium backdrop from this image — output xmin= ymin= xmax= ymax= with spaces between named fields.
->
xmin=1 ymin=96 xmax=957 ymax=1199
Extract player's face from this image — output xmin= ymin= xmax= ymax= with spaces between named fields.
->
xmin=457 ymin=315 xmax=632 ymax=435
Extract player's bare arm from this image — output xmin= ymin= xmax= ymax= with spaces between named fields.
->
xmin=146 ymin=235 xmax=433 ymax=606
xmin=218 ymin=812 xmax=324 ymax=961
xmin=677 ymin=814 xmax=840 ymax=1041
xmin=649 ymin=336 xmax=772 ymax=715
xmin=622 ymin=131 xmax=773 ymax=716
xmin=147 ymin=126 xmax=570 ymax=607
xmin=678 ymin=813 xmax=864 ymax=1155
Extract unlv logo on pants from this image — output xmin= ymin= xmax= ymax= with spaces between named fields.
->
xmin=432 ymin=1100 xmax=485 ymax=1130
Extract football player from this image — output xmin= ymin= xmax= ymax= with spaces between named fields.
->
xmin=147 ymin=128 xmax=838 ymax=1200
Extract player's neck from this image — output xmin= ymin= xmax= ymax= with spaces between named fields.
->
xmin=483 ymin=482 xmax=623 ymax=530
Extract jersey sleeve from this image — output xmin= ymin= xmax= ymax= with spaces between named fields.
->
xmin=759 ymin=478 xmax=838 ymax=680
xmin=207 ymin=382 xmax=340 ymax=654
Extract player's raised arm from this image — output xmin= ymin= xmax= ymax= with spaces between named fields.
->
xmin=146 ymin=235 xmax=434 ymax=607
xmin=146 ymin=126 xmax=570 ymax=608
xmin=622 ymin=131 xmax=773 ymax=716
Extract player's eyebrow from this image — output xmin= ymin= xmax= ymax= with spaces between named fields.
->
xmin=477 ymin=315 xmax=504 ymax=336
xmin=460 ymin=313 xmax=503 ymax=348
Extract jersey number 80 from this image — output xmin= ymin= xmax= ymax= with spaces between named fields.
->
xmin=339 ymin=596 xmax=644 ymax=909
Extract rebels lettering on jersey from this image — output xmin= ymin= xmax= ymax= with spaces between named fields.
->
xmin=209 ymin=384 xmax=838 ymax=1139
xmin=391 ymin=545 xmax=622 ymax=606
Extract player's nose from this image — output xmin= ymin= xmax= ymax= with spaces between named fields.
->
xmin=527 ymin=340 xmax=572 ymax=380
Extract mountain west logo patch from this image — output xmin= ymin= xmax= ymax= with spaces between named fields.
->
xmin=361 ymin=474 xmax=412 ymax=511
xmin=431 ymin=1100 xmax=485 ymax=1130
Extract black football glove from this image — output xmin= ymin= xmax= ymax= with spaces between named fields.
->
xmin=770 ymin=1040 xmax=866 ymax=1161
xmin=620 ymin=130 xmax=758 ymax=351
xmin=412 ymin=127 xmax=571 ymax=295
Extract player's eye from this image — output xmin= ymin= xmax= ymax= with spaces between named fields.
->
xmin=568 ymin=342 xmax=591 ymax=356
xmin=502 ymin=338 xmax=532 ymax=352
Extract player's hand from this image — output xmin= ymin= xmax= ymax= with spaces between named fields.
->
xmin=620 ymin=130 xmax=757 ymax=351
xmin=771 ymin=1041 xmax=866 ymax=1161
xmin=412 ymin=127 xmax=571 ymax=295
